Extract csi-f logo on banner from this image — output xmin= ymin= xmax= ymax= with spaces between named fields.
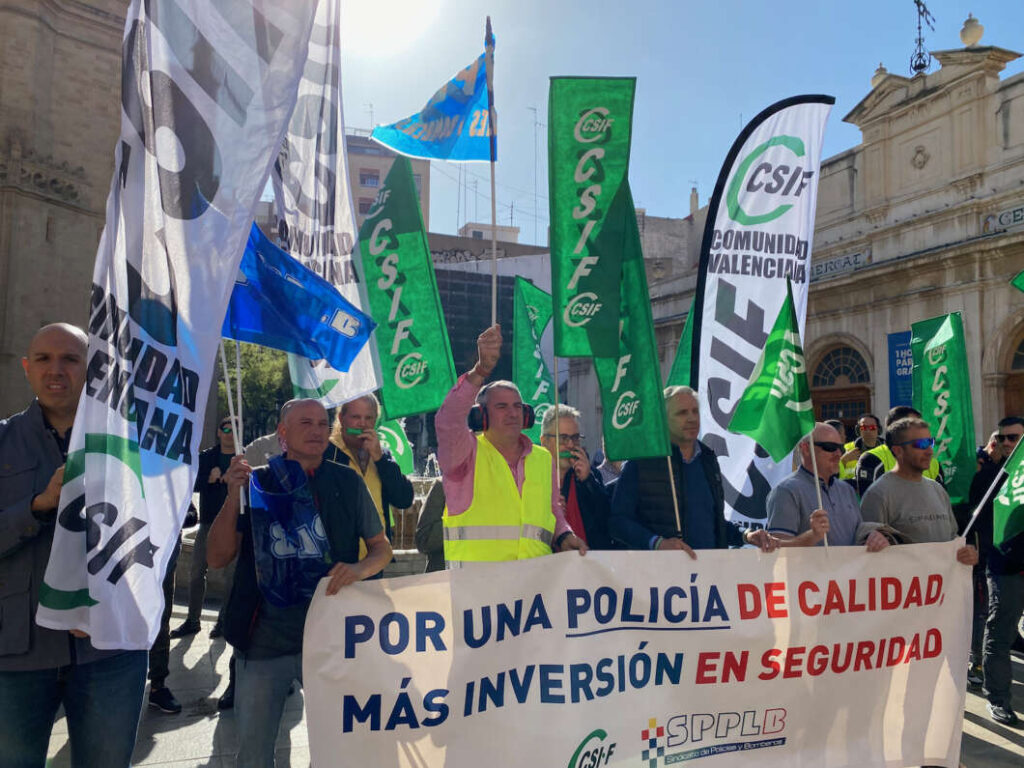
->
xmin=727 ymin=136 xmax=816 ymax=226
xmin=567 ymin=728 xmax=616 ymax=768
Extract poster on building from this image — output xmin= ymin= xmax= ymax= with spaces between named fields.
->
xmin=691 ymin=95 xmax=833 ymax=525
xmin=888 ymin=331 xmax=913 ymax=408
xmin=304 ymin=543 xmax=970 ymax=768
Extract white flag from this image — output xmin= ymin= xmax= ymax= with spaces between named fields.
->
xmin=35 ymin=0 xmax=319 ymax=649
xmin=693 ymin=96 xmax=833 ymax=525
xmin=273 ymin=0 xmax=380 ymax=406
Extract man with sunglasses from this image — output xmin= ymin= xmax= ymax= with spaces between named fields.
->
xmin=860 ymin=417 xmax=978 ymax=566
xmin=839 ymin=413 xmax=881 ymax=483
xmin=766 ymin=423 xmax=889 ymax=550
xmin=171 ymin=416 xmax=237 ymax=639
xmin=540 ymin=404 xmax=613 ymax=550
xmin=855 ymin=406 xmax=943 ymax=497
xmin=969 ymin=417 xmax=1024 ymax=725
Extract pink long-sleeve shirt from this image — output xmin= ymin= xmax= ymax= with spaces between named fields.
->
xmin=435 ymin=374 xmax=571 ymax=539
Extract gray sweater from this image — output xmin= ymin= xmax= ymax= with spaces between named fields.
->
xmin=859 ymin=472 xmax=958 ymax=544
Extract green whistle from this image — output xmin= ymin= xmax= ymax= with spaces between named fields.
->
xmin=345 ymin=428 xmax=364 ymax=436
xmin=559 ymin=451 xmax=574 ymax=458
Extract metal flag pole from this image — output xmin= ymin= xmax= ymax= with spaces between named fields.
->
xmin=484 ymin=16 xmax=498 ymax=325
xmin=806 ymin=426 xmax=829 ymax=549
xmin=667 ymin=454 xmax=683 ymax=537
xmin=219 ymin=341 xmax=246 ymax=515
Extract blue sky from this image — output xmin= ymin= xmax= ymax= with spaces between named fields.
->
xmin=338 ymin=0 xmax=1024 ymax=245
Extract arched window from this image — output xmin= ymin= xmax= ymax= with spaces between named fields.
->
xmin=812 ymin=346 xmax=870 ymax=388
xmin=1012 ymin=337 xmax=1024 ymax=370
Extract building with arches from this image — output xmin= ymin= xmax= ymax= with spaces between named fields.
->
xmin=568 ymin=18 xmax=1024 ymax=452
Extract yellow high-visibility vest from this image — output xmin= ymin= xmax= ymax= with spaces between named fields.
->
xmin=443 ymin=435 xmax=555 ymax=567
xmin=863 ymin=444 xmax=941 ymax=481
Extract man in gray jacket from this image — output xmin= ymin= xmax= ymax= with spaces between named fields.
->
xmin=0 ymin=324 xmax=147 ymax=767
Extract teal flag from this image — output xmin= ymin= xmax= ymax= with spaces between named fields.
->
xmin=911 ymin=312 xmax=975 ymax=505
xmin=548 ymin=77 xmax=636 ymax=358
xmin=665 ymin=297 xmax=695 ymax=387
xmin=513 ymin=278 xmax=555 ymax=443
xmin=593 ymin=182 xmax=670 ymax=461
xmin=356 ymin=157 xmax=456 ymax=419
xmin=993 ymin=438 xmax=1024 ymax=549
xmin=377 ymin=418 xmax=414 ymax=476
xmin=728 ymin=280 xmax=815 ymax=462
xmin=1012 ymin=270 xmax=1024 ymax=293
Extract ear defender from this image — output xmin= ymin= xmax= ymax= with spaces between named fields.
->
xmin=466 ymin=402 xmax=535 ymax=431
xmin=521 ymin=404 xmax=536 ymax=429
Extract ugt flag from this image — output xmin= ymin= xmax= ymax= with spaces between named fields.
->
xmin=994 ymin=438 xmax=1024 ymax=550
xmin=356 ymin=157 xmax=456 ymax=419
xmin=911 ymin=312 xmax=976 ymax=506
xmin=273 ymin=0 xmax=380 ymax=405
xmin=513 ymin=277 xmax=555 ymax=444
xmin=223 ymin=224 xmax=375 ymax=372
xmin=548 ymin=77 xmax=635 ymax=358
xmin=729 ymin=280 xmax=815 ymax=462
xmin=593 ymin=182 xmax=670 ymax=461
xmin=692 ymin=95 xmax=832 ymax=524
xmin=36 ymin=0 xmax=318 ymax=648
xmin=371 ymin=19 xmax=496 ymax=161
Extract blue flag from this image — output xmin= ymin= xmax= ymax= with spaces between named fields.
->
xmin=370 ymin=21 xmax=495 ymax=161
xmin=223 ymin=224 xmax=375 ymax=372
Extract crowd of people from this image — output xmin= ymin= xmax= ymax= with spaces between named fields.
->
xmin=1 ymin=321 xmax=1021 ymax=767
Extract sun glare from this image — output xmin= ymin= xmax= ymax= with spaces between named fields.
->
xmin=341 ymin=0 xmax=441 ymax=59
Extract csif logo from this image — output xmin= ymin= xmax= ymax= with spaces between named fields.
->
xmin=395 ymin=351 xmax=428 ymax=389
xmin=612 ymin=390 xmax=640 ymax=430
xmin=568 ymin=728 xmax=616 ymax=768
xmin=726 ymin=135 xmax=814 ymax=226
xmin=563 ymin=292 xmax=603 ymax=328
xmin=574 ymin=107 xmax=614 ymax=144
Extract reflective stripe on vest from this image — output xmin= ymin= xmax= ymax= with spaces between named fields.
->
xmin=864 ymin=444 xmax=942 ymax=480
xmin=443 ymin=434 xmax=554 ymax=567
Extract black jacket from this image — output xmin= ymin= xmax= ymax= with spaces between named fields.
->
xmin=559 ymin=469 xmax=614 ymax=550
xmin=194 ymin=445 xmax=231 ymax=525
xmin=323 ymin=443 xmax=414 ymax=542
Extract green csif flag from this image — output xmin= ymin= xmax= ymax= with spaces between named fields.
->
xmin=549 ymin=77 xmax=636 ymax=358
xmin=911 ymin=312 xmax=975 ymax=505
xmin=728 ymin=280 xmax=814 ymax=462
xmin=377 ymin=418 xmax=414 ymax=475
xmin=993 ymin=438 xmax=1024 ymax=549
xmin=356 ymin=156 xmax=456 ymax=419
xmin=665 ymin=297 xmax=695 ymax=387
xmin=593 ymin=182 xmax=670 ymax=461
xmin=513 ymin=277 xmax=555 ymax=443
xmin=1012 ymin=270 xmax=1024 ymax=293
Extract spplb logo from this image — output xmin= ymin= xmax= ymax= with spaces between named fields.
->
xmin=726 ymin=135 xmax=814 ymax=226
xmin=568 ymin=728 xmax=617 ymax=768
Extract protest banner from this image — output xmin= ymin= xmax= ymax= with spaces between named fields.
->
xmin=513 ymin=277 xmax=555 ymax=443
xmin=692 ymin=95 xmax=833 ymax=525
xmin=273 ymin=0 xmax=380 ymax=406
xmin=548 ymin=77 xmax=636 ymax=358
xmin=593 ymin=182 xmax=670 ymax=461
xmin=36 ymin=0 xmax=318 ymax=647
xmin=911 ymin=312 xmax=975 ymax=506
xmin=305 ymin=543 xmax=969 ymax=768
xmin=356 ymin=156 xmax=456 ymax=419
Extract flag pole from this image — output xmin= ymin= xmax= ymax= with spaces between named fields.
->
xmin=234 ymin=341 xmax=244 ymax=445
xmin=805 ymin=426 xmax=829 ymax=549
xmin=961 ymin=471 xmax=1005 ymax=539
xmin=219 ymin=341 xmax=246 ymax=515
xmin=667 ymin=454 xmax=682 ymax=538
xmin=485 ymin=16 xmax=497 ymax=326
xmin=552 ymin=355 xmax=561 ymax=468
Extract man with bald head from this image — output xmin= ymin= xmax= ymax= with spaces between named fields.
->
xmin=0 ymin=323 xmax=149 ymax=766
xmin=766 ymin=422 xmax=889 ymax=551
xmin=208 ymin=398 xmax=392 ymax=766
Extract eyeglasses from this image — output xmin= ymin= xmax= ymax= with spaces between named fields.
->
xmin=543 ymin=433 xmax=584 ymax=444
xmin=219 ymin=424 xmax=233 ymax=434
xmin=895 ymin=437 xmax=934 ymax=450
xmin=996 ymin=433 xmax=1021 ymax=443
xmin=813 ymin=441 xmax=842 ymax=453
xmin=859 ymin=424 xmax=878 ymax=431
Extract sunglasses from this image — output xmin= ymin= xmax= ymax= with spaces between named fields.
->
xmin=219 ymin=424 xmax=233 ymax=434
xmin=996 ymin=433 xmax=1021 ymax=443
xmin=859 ymin=424 xmax=878 ymax=431
xmin=813 ymin=441 xmax=842 ymax=453
xmin=895 ymin=437 xmax=934 ymax=450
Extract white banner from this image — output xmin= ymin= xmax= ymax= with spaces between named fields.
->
xmin=35 ymin=0 xmax=318 ymax=648
xmin=693 ymin=96 xmax=832 ymax=524
xmin=305 ymin=542 xmax=970 ymax=768
xmin=273 ymin=0 xmax=380 ymax=407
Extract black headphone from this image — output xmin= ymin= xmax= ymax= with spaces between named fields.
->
xmin=467 ymin=383 xmax=536 ymax=431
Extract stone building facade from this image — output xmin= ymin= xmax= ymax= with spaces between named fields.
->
xmin=570 ymin=29 xmax=1024 ymax=450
